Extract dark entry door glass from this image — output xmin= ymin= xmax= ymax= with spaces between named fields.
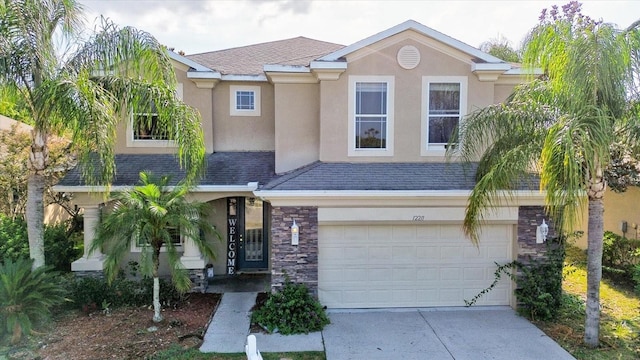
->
xmin=238 ymin=197 xmax=268 ymax=270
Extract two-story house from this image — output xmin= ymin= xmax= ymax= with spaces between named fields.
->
xmin=56 ymin=20 xmax=550 ymax=309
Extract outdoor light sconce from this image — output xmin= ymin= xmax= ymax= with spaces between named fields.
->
xmin=291 ymin=220 xmax=299 ymax=245
xmin=536 ymin=219 xmax=549 ymax=244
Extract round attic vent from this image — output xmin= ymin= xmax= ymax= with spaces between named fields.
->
xmin=397 ymin=45 xmax=421 ymax=69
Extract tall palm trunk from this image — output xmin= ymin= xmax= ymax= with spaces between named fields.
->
xmin=584 ymin=174 xmax=605 ymax=347
xmin=152 ymin=246 xmax=163 ymax=322
xmin=26 ymin=129 xmax=48 ymax=269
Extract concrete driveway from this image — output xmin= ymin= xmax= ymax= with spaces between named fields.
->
xmin=323 ymin=307 xmax=575 ymax=360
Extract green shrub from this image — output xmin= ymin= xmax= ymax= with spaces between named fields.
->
xmin=465 ymin=236 xmax=565 ymax=321
xmin=251 ymin=279 xmax=329 ymax=335
xmin=603 ymin=231 xmax=640 ymax=285
xmin=0 ymin=214 xmax=82 ymax=272
xmin=515 ymin=241 xmax=565 ymax=320
xmin=0 ymin=258 xmax=67 ymax=344
xmin=68 ymin=275 xmax=183 ymax=312
xmin=0 ymin=215 xmax=28 ymax=261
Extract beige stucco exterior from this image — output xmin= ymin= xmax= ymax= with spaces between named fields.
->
xmin=274 ymin=83 xmax=320 ymax=173
xmin=212 ymin=82 xmax=275 ymax=152
xmin=319 ymin=33 xmax=513 ymax=163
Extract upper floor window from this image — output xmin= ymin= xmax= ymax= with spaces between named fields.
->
xmin=421 ymin=76 xmax=467 ymax=155
xmin=133 ymin=113 xmax=167 ymax=140
xmin=348 ymin=76 xmax=394 ymax=157
xmin=126 ymin=83 xmax=182 ymax=148
xmin=230 ymin=85 xmax=261 ymax=116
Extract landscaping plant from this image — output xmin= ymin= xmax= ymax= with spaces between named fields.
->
xmin=90 ymin=171 xmax=219 ymax=322
xmin=251 ymin=279 xmax=329 ymax=335
xmin=0 ymin=258 xmax=66 ymax=344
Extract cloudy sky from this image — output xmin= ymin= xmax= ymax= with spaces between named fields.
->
xmin=78 ymin=0 xmax=639 ymax=55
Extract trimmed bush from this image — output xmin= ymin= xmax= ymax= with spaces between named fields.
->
xmin=0 ymin=214 xmax=82 ymax=272
xmin=68 ymin=275 xmax=183 ymax=312
xmin=251 ymin=279 xmax=329 ymax=335
xmin=602 ymin=231 xmax=640 ymax=286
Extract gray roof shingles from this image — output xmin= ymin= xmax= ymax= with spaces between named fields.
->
xmin=58 ymin=152 xmax=276 ymax=187
xmin=59 ymin=154 xmax=539 ymax=192
xmin=263 ymin=162 xmax=482 ymax=191
xmin=186 ymin=37 xmax=345 ymax=76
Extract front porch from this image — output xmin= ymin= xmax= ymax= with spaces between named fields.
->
xmin=206 ymin=273 xmax=271 ymax=293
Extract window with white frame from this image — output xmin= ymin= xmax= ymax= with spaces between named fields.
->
xmin=421 ymin=76 xmax=467 ymax=154
xmin=230 ymin=85 xmax=261 ymax=116
xmin=132 ymin=226 xmax=183 ymax=252
xmin=127 ymin=83 xmax=182 ymax=147
xmin=348 ymin=76 xmax=394 ymax=157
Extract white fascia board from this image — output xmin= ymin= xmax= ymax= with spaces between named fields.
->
xmin=254 ymin=189 xmax=545 ymax=199
xmin=167 ymin=51 xmax=214 ymax=72
xmin=472 ymin=63 xmax=512 ymax=72
xmin=263 ymin=64 xmax=310 ymax=73
xmin=186 ymin=71 xmax=222 ymax=80
xmin=309 ymin=61 xmax=348 ymax=70
xmin=504 ymin=67 xmax=544 ymax=75
xmin=319 ymin=19 xmax=505 ymax=64
xmin=53 ymin=182 xmax=259 ymax=194
xmin=220 ymin=74 xmax=268 ymax=82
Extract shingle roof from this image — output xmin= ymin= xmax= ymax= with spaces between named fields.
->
xmin=186 ymin=37 xmax=344 ymax=76
xmin=262 ymin=162 xmax=540 ymax=191
xmin=263 ymin=162 xmax=481 ymax=191
xmin=57 ymin=152 xmax=276 ymax=187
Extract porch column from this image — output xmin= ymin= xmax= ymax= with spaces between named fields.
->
xmin=71 ymin=204 xmax=105 ymax=271
xmin=180 ymin=236 xmax=206 ymax=269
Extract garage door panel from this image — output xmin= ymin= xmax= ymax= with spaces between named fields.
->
xmin=319 ymin=224 xmax=512 ymax=308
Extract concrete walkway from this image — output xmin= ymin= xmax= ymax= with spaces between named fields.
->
xmin=199 ymin=292 xmax=323 ymax=353
xmin=201 ymin=293 xmax=574 ymax=360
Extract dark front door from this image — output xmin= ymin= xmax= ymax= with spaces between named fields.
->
xmin=227 ymin=197 xmax=268 ymax=274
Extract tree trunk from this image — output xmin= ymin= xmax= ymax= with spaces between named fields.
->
xmin=152 ymin=276 xmax=162 ymax=322
xmin=26 ymin=128 xmax=48 ymax=269
xmin=584 ymin=176 xmax=605 ymax=347
xmin=152 ymin=247 xmax=163 ymax=322
xmin=26 ymin=174 xmax=45 ymax=269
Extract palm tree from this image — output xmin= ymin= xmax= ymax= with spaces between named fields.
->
xmin=90 ymin=171 xmax=218 ymax=322
xmin=451 ymin=2 xmax=640 ymax=347
xmin=0 ymin=0 xmax=205 ymax=269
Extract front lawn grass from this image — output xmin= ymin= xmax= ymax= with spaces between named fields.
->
xmin=149 ymin=346 xmax=325 ymax=360
xmin=534 ymin=245 xmax=640 ymax=359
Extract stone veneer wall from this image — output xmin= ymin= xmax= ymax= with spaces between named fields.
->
xmin=270 ymin=206 xmax=319 ymax=295
xmin=517 ymin=206 xmax=557 ymax=265
xmin=187 ymin=269 xmax=207 ymax=293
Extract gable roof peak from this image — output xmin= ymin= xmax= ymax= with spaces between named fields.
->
xmin=317 ymin=19 xmax=506 ymax=64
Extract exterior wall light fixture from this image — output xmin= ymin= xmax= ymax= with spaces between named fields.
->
xmin=291 ymin=219 xmax=299 ymax=245
xmin=536 ymin=219 xmax=549 ymax=244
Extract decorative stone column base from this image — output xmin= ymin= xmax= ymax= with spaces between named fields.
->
xmin=71 ymin=256 xmax=105 ymax=272
xmin=187 ymin=269 xmax=207 ymax=293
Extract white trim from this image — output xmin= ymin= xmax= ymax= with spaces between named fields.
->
xmin=263 ymin=64 xmax=310 ymax=73
xmin=421 ymin=76 xmax=467 ymax=156
xmin=348 ymin=75 xmax=395 ymax=157
xmin=471 ymin=63 xmax=512 ymax=72
xmin=230 ymin=85 xmax=261 ymax=116
xmin=255 ymin=189 xmax=544 ymax=198
xmin=309 ymin=61 xmax=348 ymax=70
xmin=168 ymin=51 xmax=215 ymax=73
xmin=221 ymin=74 xmax=268 ymax=82
xmin=186 ymin=71 xmax=222 ymax=80
xmin=319 ymin=20 xmax=505 ymax=65
xmin=52 ymin=182 xmax=259 ymax=193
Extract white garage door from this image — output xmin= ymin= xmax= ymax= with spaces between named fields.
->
xmin=318 ymin=224 xmax=513 ymax=308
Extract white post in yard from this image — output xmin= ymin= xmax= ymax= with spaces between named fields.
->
xmin=245 ymin=334 xmax=263 ymax=360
